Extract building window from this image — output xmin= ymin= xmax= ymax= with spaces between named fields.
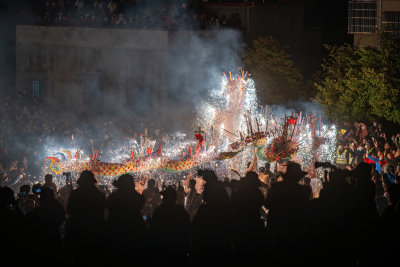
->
xmin=348 ymin=1 xmax=377 ymax=34
xmin=383 ymin=12 xmax=400 ymax=33
xmin=32 ymin=80 xmax=40 ymax=98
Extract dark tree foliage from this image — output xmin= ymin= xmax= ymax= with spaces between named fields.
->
xmin=244 ymin=36 xmax=309 ymax=104
xmin=315 ymin=33 xmax=400 ymax=124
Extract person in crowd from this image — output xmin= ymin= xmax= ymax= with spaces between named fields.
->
xmin=311 ymin=168 xmax=354 ymax=266
xmin=150 ymin=186 xmax=192 ymax=265
xmin=176 ymin=180 xmax=186 ymax=206
xmin=231 ymin=171 xmax=266 ymax=264
xmin=185 ymin=178 xmax=202 ymax=220
xmin=335 ymin=143 xmax=349 ymax=168
xmin=17 ymin=184 xmax=36 ymax=215
xmin=0 ymin=187 xmax=24 ymax=265
xmin=43 ymin=173 xmax=58 ymax=196
xmin=355 ymin=143 xmax=366 ymax=165
xmin=348 ymin=142 xmax=357 ymax=167
xmin=265 ymin=162 xmax=310 ymax=266
xmin=64 ymin=170 xmax=106 ymax=265
xmin=141 ymin=178 xmax=161 ymax=220
xmin=29 ymin=187 xmax=65 ymax=265
xmin=192 ymin=169 xmax=232 ymax=265
xmin=372 ymin=170 xmax=388 ymax=216
xmin=107 ymin=174 xmax=145 ymax=265
xmin=379 ymin=183 xmax=400 ymax=265
xmin=355 ymin=121 xmax=368 ymax=143
xmin=352 ymin=162 xmax=379 ymax=266
xmin=366 ymin=150 xmax=384 ymax=175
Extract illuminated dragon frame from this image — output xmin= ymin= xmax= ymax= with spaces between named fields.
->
xmin=44 ymin=70 xmax=335 ymax=177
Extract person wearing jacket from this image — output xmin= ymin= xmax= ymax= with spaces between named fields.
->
xmin=366 ymin=151 xmax=384 ymax=175
xmin=335 ymin=144 xmax=349 ymax=169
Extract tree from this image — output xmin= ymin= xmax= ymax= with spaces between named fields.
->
xmin=244 ymin=36 xmax=307 ymax=104
xmin=315 ymin=36 xmax=400 ymax=124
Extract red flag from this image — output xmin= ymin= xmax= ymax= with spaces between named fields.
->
xmin=380 ymin=159 xmax=388 ymax=166
xmin=157 ymin=144 xmax=161 ymax=155
xmin=364 ymin=158 xmax=375 ymax=164
xmin=147 ymin=147 xmax=152 ymax=155
xmin=188 ymin=145 xmax=193 ymax=155
xmin=92 ymin=150 xmax=97 ymax=161
xmin=130 ymin=147 xmax=135 ymax=159
xmin=287 ymin=118 xmax=297 ymax=125
xmin=195 ymin=133 xmax=204 ymax=152
xmin=75 ymin=150 xmax=79 ymax=159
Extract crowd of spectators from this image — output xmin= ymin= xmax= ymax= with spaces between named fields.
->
xmin=1 ymin=159 xmax=399 ymax=266
xmin=335 ymin=121 xmax=400 ymax=215
xmin=16 ymin=0 xmax=243 ymax=30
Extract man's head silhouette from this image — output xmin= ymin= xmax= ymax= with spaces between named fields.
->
xmin=77 ymin=170 xmax=97 ymax=186
xmin=283 ymin=162 xmax=307 ymax=182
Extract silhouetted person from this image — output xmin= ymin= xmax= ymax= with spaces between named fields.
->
xmin=231 ymin=171 xmax=266 ymax=264
xmin=29 ymin=187 xmax=65 ymax=265
xmin=352 ymin=162 xmax=379 ymax=266
xmin=192 ymin=170 xmax=232 ymax=265
xmin=107 ymin=174 xmax=145 ymax=265
xmin=64 ymin=171 xmax=106 ymax=265
xmin=185 ymin=179 xmax=202 ymax=220
xmin=150 ymin=186 xmax=191 ymax=265
xmin=379 ymin=183 xmax=400 ymax=265
xmin=141 ymin=178 xmax=161 ymax=220
xmin=43 ymin=173 xmax=58 ymax=197
xmin=176 ymin=181 xmax=185 ymax=206
xmin=0 ymin=187 xmax=24 ymax=266
xmin=17 ymin=184 xmax=36 ymax=215
xmin=265 ymin=162 xmax=310 ymax=266
xmin=312 ymin=168 xmax=354 ymax=267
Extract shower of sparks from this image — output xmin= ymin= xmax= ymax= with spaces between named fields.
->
xmin=35 ymin=70 xmax=339 ymax=189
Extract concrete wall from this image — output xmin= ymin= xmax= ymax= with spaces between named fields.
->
xmin=353 ymin=33 xmax=380 ymax=47
xmin=382 ymin=0 xmax=400 ymax=11
xmin=16 ymin=25 xmax=168 ymax=113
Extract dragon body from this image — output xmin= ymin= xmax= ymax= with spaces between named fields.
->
xmin=44 ymin=150 xmax=242 ymax=176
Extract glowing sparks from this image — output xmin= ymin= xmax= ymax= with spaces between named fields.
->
xmin=39 ymin=70 xmax=339 ymax=187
